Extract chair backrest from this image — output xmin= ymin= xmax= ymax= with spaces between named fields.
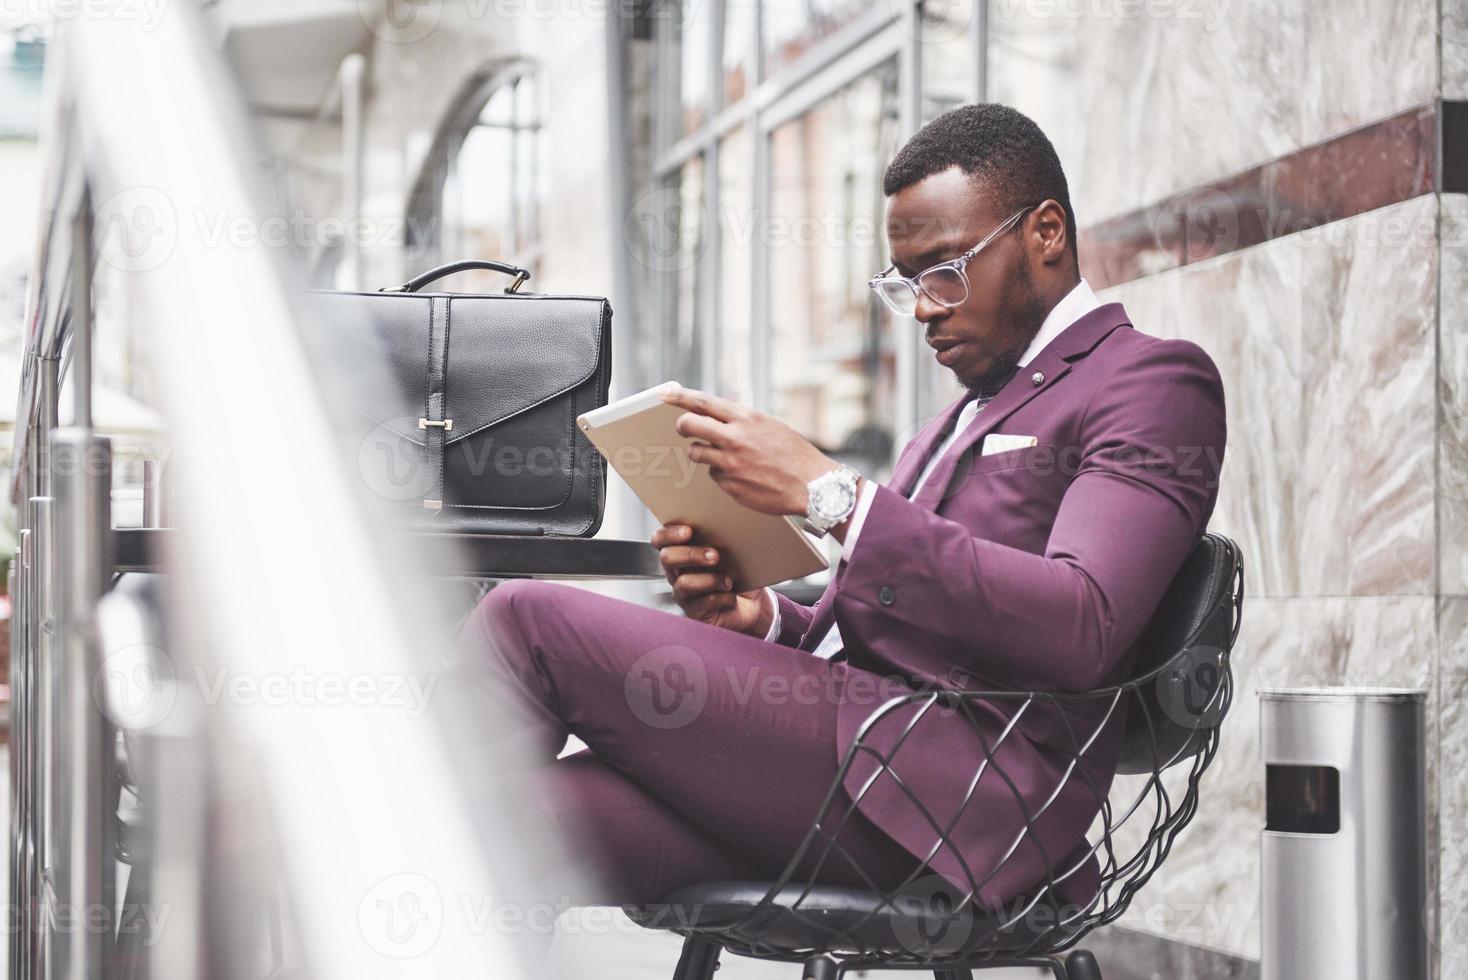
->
xmin=1114 ymin=533 xmax=1244 ymax=775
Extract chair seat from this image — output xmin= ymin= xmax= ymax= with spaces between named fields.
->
xmin=625 ymin=880 xmax=1080 ymax=960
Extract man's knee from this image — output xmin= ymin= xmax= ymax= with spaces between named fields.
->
xmin=475 ymin=579 xmax=571 ymax=652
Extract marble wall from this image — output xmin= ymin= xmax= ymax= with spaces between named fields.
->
xmin=1097 ymin=194 xmax=1443 ymax=961
xmin=987 ymin=0 xmax=1439 ymax=223
xmin=1436 ymin=195 xmax=1468 ymax=980
xmin=985 ymin=0 xmax=1465 ymax=971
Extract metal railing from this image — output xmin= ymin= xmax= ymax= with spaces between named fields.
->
xmin=8 ymin=7 xmax=529 ymax=979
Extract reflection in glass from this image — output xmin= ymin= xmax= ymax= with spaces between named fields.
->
xmin=667 ymin=156 xmax=706 ymax=386
xmin=920 ymin=0 xmax=977 ymax=121
xmin=768 ymin=63 xmax=900 ymax=472
xmin=722 ymin=0 xmax=755 ymax=105
xmin=761 ymin=0 xmax=870 ymax=75
xmin=675 ymin=0 xmax=712 ymax=135
xmin=718 ymin=127 xmax=752 ymax=403
xmin=442 ymin=71 xmax=543 ymax=285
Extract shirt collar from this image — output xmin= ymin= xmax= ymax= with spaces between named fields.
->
xmin=1016 ymin=277 xmax=1101 ymax=367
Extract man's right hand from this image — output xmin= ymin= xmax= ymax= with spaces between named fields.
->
xmin=653 ymin=522 xmax=773 ymax=637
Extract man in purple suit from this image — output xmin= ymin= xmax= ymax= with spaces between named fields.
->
xmin=463 ymin=104 xmax=1226 ymax=917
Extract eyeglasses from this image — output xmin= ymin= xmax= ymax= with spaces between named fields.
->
xmin=867 ymin=206 xmax=1035 ymax=317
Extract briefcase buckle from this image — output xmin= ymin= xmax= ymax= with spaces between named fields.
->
xmin=418 ymin=418 xmax=454 ymax=432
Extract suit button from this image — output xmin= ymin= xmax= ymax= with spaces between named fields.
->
xmin=878 ymin=585 xmax=896 ymax=606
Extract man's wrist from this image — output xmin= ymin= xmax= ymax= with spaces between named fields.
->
xmin=802 ymin=464 xmax=862 ymax=537
xmin=753 ymin=587 xmax=780 ymax=639
xmin=828 ymin=476 xmax=864 ymax=546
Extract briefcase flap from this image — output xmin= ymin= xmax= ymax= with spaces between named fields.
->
xmin=326 ymin=290 xmax=610 ymax=446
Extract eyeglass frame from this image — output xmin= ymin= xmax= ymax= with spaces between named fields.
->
xmin=866 ymin=205 xmax=1037 ymax=316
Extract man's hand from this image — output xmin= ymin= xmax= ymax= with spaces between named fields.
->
xmin=653 ymin=522 xmax=775 ymax=636
xmin=660 ymin=384 xmax=837 ymax=516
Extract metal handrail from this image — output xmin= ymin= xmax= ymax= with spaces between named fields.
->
xmin=9 ymin=8 xmax=533 ymax=979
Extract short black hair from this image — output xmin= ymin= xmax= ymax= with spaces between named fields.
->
xmin=883 ymin=103 xmax=1078 ymax=259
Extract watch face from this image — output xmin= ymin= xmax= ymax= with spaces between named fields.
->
xmin=814 ymin=480 xmax=855 ymax=519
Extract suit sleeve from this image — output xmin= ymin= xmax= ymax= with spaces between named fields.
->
xmin=772 ymin=591 xmax=814 ymax=648
xmin=836 ymin=339 xmax=1226 ymax=692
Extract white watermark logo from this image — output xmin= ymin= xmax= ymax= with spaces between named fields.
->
xmin=623 ymin=644 xmax=707 ymax=730
xmin=358 ymin=873 xmax=444 ymax=958
xmin=97 ymin=186 xmax=178 ymax=273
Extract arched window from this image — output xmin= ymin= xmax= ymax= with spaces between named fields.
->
xmin=406 ymin=61 xmax=544 ymax=287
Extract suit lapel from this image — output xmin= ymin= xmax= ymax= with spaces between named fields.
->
xmin=912 ymin=304 xmax=1132 ymax=511
xmin=796 ymin=303 xmax=1132 ymax=648
xmin=890 ymin=393 xmax=974 ymax=497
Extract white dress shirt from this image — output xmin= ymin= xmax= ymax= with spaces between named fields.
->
xmin=763 ymin=278 xmax=1103 ymax=658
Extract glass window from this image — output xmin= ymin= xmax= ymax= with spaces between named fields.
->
xmin=722 ymin=0 xmax=755 ymax=105
xmin=767 ymin=62 xmax=900 ymax=472
xmin=666 ymin=156 xmax=706 ymax=386
xmin=717 ymin=127 xmax=752 ymax=403
xmin=674 ymin=0 xmax=712 ymax=136
xmin=421 ymin=69 xmax=544 ymax=288
xmin=920 ymin=0 xmax=978 ymax=121
xmin=761 ymin=0 xmax=871 ymax=76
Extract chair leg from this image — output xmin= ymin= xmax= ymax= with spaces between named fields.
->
xmin=1064 ymin=949 xmax=1104 ymax=980
xmin=670 ymin=935 xmax=721 ymax=980
xmin=801 ymin=954 xmax=840 ymax=980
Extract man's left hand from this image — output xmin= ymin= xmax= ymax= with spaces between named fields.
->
xmin=660 ymin=383 xmax=838 ymax=516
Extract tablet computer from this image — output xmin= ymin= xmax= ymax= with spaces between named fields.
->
xmin=577 ymin=383 xmax=829 ymax=592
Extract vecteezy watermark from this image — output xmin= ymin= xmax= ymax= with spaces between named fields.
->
xmin=97 ymin=186 xmax=178 ymax=273
xmin=356 ymin=876 xmax=693 ymax=958
xmin=1157 ymin=186 xmax=1241 ymax=263
xmin=94 ymin=643 xmax=178 ymax=731
xmin=618 ymin=653 xmax=973 ymax=733
xmin=623 ymin=195 xmax=969 ymax=274
xmin=93 ymin=645 xmax=442 ymax=727
xmin=992 ymin=0 xmax=1231 ymax=32
xmin=1143 ymin=187 xmax=1444 ymax=265
xmin=1152 ymin=644 xmax=1228 ymax=730
xmin=358 ymin=873 xmax=444 ymax=959
xmin=358 ymin=419 xmax=431 ymax=503
xmin=890 ymin=0 xmax=974 ymax=43
xmin=623 ymin=644 xmax=708 ymax=730
xmin=357 ymin=418 xmax=700 ymax=504
xmin=624 ymin=184 xmax=706 ymax=274
xmin=0 ymin=0 xmax=170 ymax=31
xmin=193 ymin=666 xmax=440 ymax=719
xmin=890 ymin=876 xmax=976 ymax=955
xmin=1130 ymin=897 xmax=1249 ymax=948
xmin=358 ymin=0 xmax=441 ymax=44
xmin=359 ymin=0 xmax=687 ymax=44
xmin=6 ymin=897 xmax=173 ymax=945
xmin=927 ymin=439 xmax=1226 ymax=506
xmin=94 ymin=187 xmax=438 ymax=274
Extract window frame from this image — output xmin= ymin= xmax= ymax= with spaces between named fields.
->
xmin=646 ymin=0 xmax=983 ymax=458
xmin=404 ymin=58 xmax=545 ymax=279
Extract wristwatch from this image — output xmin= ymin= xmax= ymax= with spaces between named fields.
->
xmin=801 ymin=464 xmax=861 ymax=536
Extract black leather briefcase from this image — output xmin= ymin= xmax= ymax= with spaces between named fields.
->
xmin=318 ymin=259 xmax=612 ymax=536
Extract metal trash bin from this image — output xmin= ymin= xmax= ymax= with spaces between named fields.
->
xmin=1260 ymin=688 xmax=1428 ymax=980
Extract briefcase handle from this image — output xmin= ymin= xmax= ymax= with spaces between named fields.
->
xmin=381 ymin=259 xmax=531 ymax=295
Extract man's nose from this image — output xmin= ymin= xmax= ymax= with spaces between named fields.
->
xmin=914 ymin=289 xmax=951 ymax=325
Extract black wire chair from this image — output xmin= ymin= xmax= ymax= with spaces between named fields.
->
xmin=626 ymin=533 xmax=1244 ymax=980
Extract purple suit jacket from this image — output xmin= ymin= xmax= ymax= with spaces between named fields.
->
xmin=771 ymin=302 xmax=1226 ymax=909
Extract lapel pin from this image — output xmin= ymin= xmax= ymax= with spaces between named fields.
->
xmin=1031 ymin=371 xmax=1045 ymax=387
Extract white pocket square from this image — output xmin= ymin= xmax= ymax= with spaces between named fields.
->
xmin=982 ymin=434 xmax=1038 ymax=456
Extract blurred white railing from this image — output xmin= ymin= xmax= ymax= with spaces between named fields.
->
xmin=8 ymin=6 xmax=527 ymax=979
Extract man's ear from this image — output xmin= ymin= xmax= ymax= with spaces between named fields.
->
xmin=1029 ymin=199 xmax=1069 ymax=266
